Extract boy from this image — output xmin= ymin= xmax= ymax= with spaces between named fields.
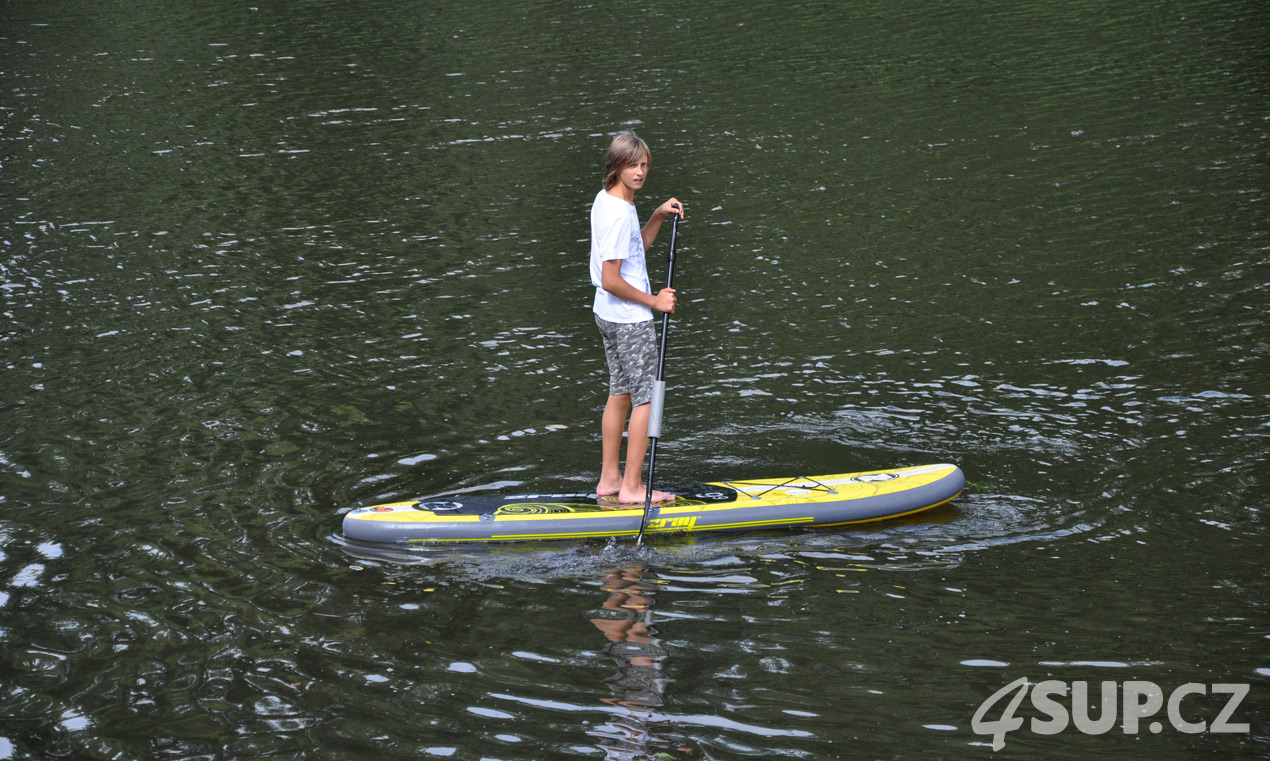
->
xmin=590 ymin=131 xmax=683 ymax=504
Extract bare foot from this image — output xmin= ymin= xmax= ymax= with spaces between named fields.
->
xmin=596 ymin=477 xmax=622 ymax=497
xmin=616 ymin=485 xmax=675 ymax=504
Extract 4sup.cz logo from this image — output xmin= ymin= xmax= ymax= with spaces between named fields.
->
xmin=972 ymin=677 xmax=1251 ymax=751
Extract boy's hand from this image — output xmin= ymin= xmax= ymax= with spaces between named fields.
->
xmin=655 ymin=198 xmax=684 ymax=220
xmin=653 ymin=288 xmax=677 ymax=314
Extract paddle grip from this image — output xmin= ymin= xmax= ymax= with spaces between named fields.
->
xmin=647 ymin=380 xmax=666 ymax=439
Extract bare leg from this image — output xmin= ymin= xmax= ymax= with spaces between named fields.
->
xmin=617 ymin=402 xmax=674 ymax=505
xmin=597 ymin=393 xmax=631 ymax=496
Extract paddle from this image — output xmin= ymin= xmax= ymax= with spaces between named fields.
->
xmin=636 ymin=203 xmax=681 ymax=545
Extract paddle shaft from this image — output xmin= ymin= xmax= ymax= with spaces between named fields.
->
xmin=636 ymin=207 xmax=680 ymax=545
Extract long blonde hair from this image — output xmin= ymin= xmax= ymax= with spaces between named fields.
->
xmin=603 ymin=131 xmax=651 ymax=189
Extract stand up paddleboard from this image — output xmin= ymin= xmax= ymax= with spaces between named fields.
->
xmin=342 ymin=205 xmax=965 ymax=545
xmin=341 ymin=463 xmax=964 ymax=544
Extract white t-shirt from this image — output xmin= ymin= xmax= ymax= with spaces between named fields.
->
xmin=590 ymin=189 xmax=654 ymax=323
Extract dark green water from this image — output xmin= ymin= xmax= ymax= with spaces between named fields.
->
xmin=2 ymin=0 xmax=1266 ymax=758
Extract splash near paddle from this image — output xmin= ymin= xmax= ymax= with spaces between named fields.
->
xmin=341 ymin=463 xmax=964 ymax=544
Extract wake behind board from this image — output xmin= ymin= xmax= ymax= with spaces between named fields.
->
xmin=342 ymin=463 xmax=964 ymax=544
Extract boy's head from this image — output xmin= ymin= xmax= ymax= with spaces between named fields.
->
xmin=604 ymin=131 xmax=651 ymax=189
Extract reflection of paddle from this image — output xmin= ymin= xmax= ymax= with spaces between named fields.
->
xmin=636 ymin=205 xmax=681 ymax=545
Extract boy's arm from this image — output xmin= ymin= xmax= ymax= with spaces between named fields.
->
xmin=601 ymin=259 xmax=676 ymax=314
xmin=639 ymin=198 xmax=683 ymax=251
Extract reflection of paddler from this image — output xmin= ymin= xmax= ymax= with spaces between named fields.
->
xmin=589 ymin=565 xmax=680 ymax=760
xmin=591 ymin=566 xmax=669 ymax=707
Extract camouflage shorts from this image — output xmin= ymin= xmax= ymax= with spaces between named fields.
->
xmin=595 ymin=316 xmax=658 ymax=407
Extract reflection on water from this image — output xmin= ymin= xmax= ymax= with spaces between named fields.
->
xmin=589 ymin=565 xmax=676 ymax=760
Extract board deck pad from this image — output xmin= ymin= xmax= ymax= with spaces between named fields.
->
xmin=342 ymin=464 xmax=964 ymax=544
xmin=405 ymin=484 xmax=738 ymax=516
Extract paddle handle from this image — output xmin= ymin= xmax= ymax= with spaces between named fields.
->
xmin=645 ymin=207 xmax=678 ymax=439
xmin=637 ymin=204 xmax=681 ymax=545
